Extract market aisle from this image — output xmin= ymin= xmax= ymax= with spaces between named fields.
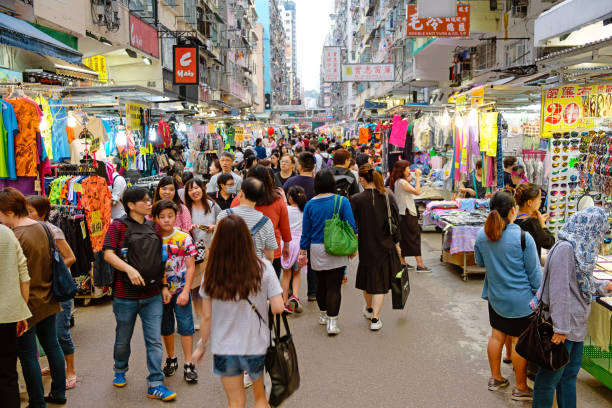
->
xmin=33 ymin=232 xmax=612 ymax=408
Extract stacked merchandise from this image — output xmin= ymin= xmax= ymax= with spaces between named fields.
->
xmin=189 ymin=123 xmax=224 ymax=178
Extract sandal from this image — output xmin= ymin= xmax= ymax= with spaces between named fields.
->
xmin=41 ymin=367 xmax=50 ymax=376
xmin=66 ymin=376 xmax=77 ymax=390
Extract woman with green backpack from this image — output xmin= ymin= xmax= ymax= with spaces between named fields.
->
xmin=299 ymin=170 xmax=357 ymax=335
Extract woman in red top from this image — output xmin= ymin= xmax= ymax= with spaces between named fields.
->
xmin=231 ymin=165 xmax=291 ymax=278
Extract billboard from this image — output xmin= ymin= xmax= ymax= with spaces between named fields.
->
xmin=341 ymin=64 xmax=394 ymax=82
xmin=406 ymin=4 xmax=470 ymax=37
xmin=173 ymin=46 xmax=199 ymax=84
xmin=323 ymin=46 xmax=341 ymax=82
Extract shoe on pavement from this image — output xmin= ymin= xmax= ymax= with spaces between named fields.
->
xmin=416 ymin=265 xmax=432 ymax=273
xmin=326 ymin=316 xmax=340 ymax=335
xmin=370 ymin=318 xmax=383 ymax=331
xmin=243 ymin=372 xmax=253 ymax=388
xmin=511 ymin=387 xmax=533 ymax=401
xmin=362 ymin=306 xmax=373 ymax=320
xmin=289 ymin=295 xmax=303 ymax=313
xmin=44 ymin=394 xmax=66 ymax=405
xmin=112 ymin=373 xmax=127 ymax=388
xmin=487 ymin=377 xmax=509 ymax=391
xmin=147 ymin=385 xmax=176 ymax=401
xmin=163 ymin=357 xmax=178 ymax=377
xmin=307 ymin=295 xmax=317 ymax=302
xmin=318 ymin=311 xmax=328 ymax=325
xmin=194 ymin=322 xmax=200 ymax=330
xmin=184 ymin=363 xmax=198 ymax=383
xmin=284 ymin=303 xmax=294 ymax=314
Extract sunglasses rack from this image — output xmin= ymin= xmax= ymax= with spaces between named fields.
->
xmin=546 ymin=131 xmax=583 ymax=234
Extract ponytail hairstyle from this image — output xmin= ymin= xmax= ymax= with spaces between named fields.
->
xmin=484 ymin=190 xmax=516 ymax=242
xmin=287 ymin=186 xmax=307 ymax=212
xmin=514 ymin=182 xmax=541 ymax=207
xmin=359 ymin=163 xmax=386 ymax=194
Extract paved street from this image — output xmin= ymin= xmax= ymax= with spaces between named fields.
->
xmin=30 ymin=232 xmax=612 ymax=407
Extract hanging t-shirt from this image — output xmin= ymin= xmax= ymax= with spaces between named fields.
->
xmin=479 ymin=112 xmax=498 ymax=157
xmin=81 ymin=176 xmax=112 ymax=252
xmin=162 ymin=229 xmax=197 ymax=296
xmin=0 ymin=100 xmax=18 ymax=180
xmin=48 ymin=98 xmax=71 ymax=161
xmin=358 ymin=127 xmax=369 ymax=144
xmin=7 ymin=99 xmax=40 ymax=177
xmin=34 ymin=96 xmax=54 ymax=160
xmin=70 ymin=117 xmax=109 ymax=164
xmin=158 ymin=119 xmax=171 ymax=148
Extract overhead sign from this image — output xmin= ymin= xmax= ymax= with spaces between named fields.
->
xmin=323 ymin=46 xmax=341 ymax=82
xmin=406 ymin=4 xmax=470 ymax=37
xmin=130 ymin=14 xmax=159 ymax=58
xmin=125 ymin=101 xmax=148 ymax=131
xmin=173 ymin=46 xmax=199 ymax=84
xmin=541 ymin=84 xmax=612 ymax=137
xmin=341 ymin=64 xmax=394 ymax=82
xmin=83 ymin=55 xmax=108 ymax=83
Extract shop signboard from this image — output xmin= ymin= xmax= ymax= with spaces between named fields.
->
xmin=541 ymin=84 xmax=612 ymax=137
xmin=125 ymin=101 xmax=148 ymax=131
xmin=130 ymin=14 xmax=159 ymax=58
xmin=173 ymin=46 xmax=199 ymax=84
xmin=341 ymin=64 xmax=394 ymax=82
xmin=235 ymin=126 xmax=244 ymax=142
xmin=83 ymin=55 xmax=108 ymax=83
xmin=323 ymin=46 xmax=341 ymax=82
xmin=406 ymin=4 xmax=470 ymax=37
xmin=0 ymin=67 xmax=22 ymax=83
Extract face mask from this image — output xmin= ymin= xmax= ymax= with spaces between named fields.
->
xmin=225 ymin=186 xmax=237 ymax=195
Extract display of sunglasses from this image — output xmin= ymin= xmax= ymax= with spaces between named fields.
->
xmin=550 ymin=203 xmax=566 ymax=209
xmin=549 ymin=212 xmax=559 ymax=217
xmin=549 ymin=218 xmax=565 ymax=224
xmin=552 ymin=183 xmax=567 ymax=188
xmin=567 ymin=195 xmax=579 ymax=201
xmin=551 ymin=176 xmax=567 ymax=182
xmin=553 ymin=155 xmax=569 ymax=161
xmin=570 ymin=174 xmax=578 ymax=181
xmin=552 ymin=140 xmax=567 ymax=146
xmin=567 ymin=204 xmax=576 ymax=209
xmin=570 ymin=139 xmax=580 ymax=146
xmin=568 ymin=182 xmax=579 ymax=189
xmin=604 ymin=237 xmax=612 ymax=245
xmin=567 ymin=211 xmax=576 ymax=217
xmin=551 ymin=191 xmax=567 ymax=197
xmin=552 ymin=162 xmax=568 ymax=168
xmin=553 ymin=147 xmax=570 ymax=153
xmin=552 ymin=168 xmax=568 ymax=174
xmin=552 ymin=133 xmax=563 ymax=139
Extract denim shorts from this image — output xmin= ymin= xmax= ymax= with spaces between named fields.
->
xmin=213 ymin=354 xmax=266 ymax=379
xmin=161 ymin=291 xmax=195 ymax=336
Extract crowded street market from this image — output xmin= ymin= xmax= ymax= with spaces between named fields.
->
xmin=1 ymin=0 xmax=612 ymax=407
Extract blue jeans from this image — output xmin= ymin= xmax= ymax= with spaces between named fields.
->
xmin=56 ymin=300 xmax=74 ymax=356
xmin=532 ymin=340 xmax=583 ymax=408
xmin=161 ymin=292 xmax=195 ymax=336
xmin=112 ymin=294 xmax=164 ymax=388
xmin=213 ymin=354 xmax=266 ymax=379
xmin=17 ymin=314 xmax=66 ymax=408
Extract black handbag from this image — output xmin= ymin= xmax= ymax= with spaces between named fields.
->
xmin=391 ymin=265 xmax=410 ymax=310
xmin=384 ymin=192 xmax=399 ymax=236
xmin=515 ymin=245 xmax=570 ymax=370
xmin=39 ymin=222 xmax=77 ymax=302
xmin=247 ymin=300 xmax=300 ymax=407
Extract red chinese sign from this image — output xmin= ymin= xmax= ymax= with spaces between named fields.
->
xmin=173 ymin=46 xmax=199 ymax=84
xmin=130 ymin=14 xmax=159 ymax=58
xmin=323 ymin=47 xmax=341 ymax=82
xmin=406 ymin=5 xmax=470 ymax=37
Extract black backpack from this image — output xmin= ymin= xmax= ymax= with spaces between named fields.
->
xmin=120 ymin=216 xmax=165 ymax=291
xmin=334 ymin=174 xmax=353 ymax=198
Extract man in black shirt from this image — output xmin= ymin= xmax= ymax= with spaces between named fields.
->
xmin=211 ymin=173 xmax=235 ymax=210
xmin=283 ymin=152 xmax=316 ymax=200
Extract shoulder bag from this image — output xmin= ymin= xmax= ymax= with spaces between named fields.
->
xmin=247 ymin=299 xmax=300 ymax=407
xmin=323 ymin=195 xmax=358 ymax=256
xmin=515 ymin=242 xmax=570 ymax=370
xmin=384 ymin=192 xmax=399 ymax=236
xmin=39 ymin=222 xmax=77 ymax=302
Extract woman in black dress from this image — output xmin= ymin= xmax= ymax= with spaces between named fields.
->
xmin=350 ymin=164 xmax=404 ymax=331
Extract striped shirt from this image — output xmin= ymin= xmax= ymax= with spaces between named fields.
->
xmin=102 ymin=218 xmax=161 ymax=300
xmin=216 ymin=205 xmax=277 ymax=259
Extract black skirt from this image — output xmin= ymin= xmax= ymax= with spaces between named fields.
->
xmin=355 ymin=250 xmax=400 ymax=294
xmin=399 ymin=213 xmax=421 ymax=257
xmin=488 ymin=303 xmax=533 ymax=337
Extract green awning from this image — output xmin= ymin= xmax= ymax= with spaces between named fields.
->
xmin=28 ymin=22 xmax=78 ymax=51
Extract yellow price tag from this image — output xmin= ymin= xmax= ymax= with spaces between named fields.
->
xmin=90 ymin=210 xmax=104 ymax=237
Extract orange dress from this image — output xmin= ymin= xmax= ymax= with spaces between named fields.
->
xmin=7 ymin=99 xmax=40 ymax=177
xmin=81 ymin=176 xmax=112 ymax=252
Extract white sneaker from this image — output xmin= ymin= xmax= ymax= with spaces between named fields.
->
xmin=318 ymin=311 xmax=328 ymax=325
xmin=326 ymin=316 xmax=340 ymax=335
xmin=370 ymin=318 xmax=383 ymax=331
xmin=194 ymin=322 xmax=200 ymax=330
xmin=362 ymin=306 xmax=372 ymax=320
xmin=243 ymin=372 xmax=253 ymax=388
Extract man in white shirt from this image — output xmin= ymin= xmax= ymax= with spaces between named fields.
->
xmin=110 ymin=160 xmax=127 ymax=220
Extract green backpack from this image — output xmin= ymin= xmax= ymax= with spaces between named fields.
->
xmin=324 ymin=195 xmax=358 ymax=256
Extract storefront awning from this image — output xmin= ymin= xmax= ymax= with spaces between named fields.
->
xmin=46 ymin=57 xmax=98 ymax=81
xmin=0 ymin=12 xmax=82 ymax=64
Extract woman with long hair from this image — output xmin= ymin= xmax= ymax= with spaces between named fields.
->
xmin=300 ymin=170 xmax=357 ymax=335
xmin=351 ymin=164 xmax=404 ymax=331
xmin=192 ymin=215 xmax=284 ymax=408
xmin=532 ymin=207 xmax=612 ymax=407
xmin=0 ymin=188 xmax=67 ymax=406
xmin=388 ymin=160 xmax=430 ymax=272
xmin=153 ymin=176 xmax=192 ymax=231
xmin=184 ymin=178 xmax=221 ymax=328
xmin=232 ymin=165 xmax=291 ymax=278
xmin=474 ymin=191 xmax=541 ymax=401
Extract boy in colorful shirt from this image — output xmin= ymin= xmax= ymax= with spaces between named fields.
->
xmin=152 ymin=200 xmax=198 ymax=384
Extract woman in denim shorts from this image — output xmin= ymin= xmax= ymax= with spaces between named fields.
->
xmin=193 ymin=214 xmax=284 ymax=407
